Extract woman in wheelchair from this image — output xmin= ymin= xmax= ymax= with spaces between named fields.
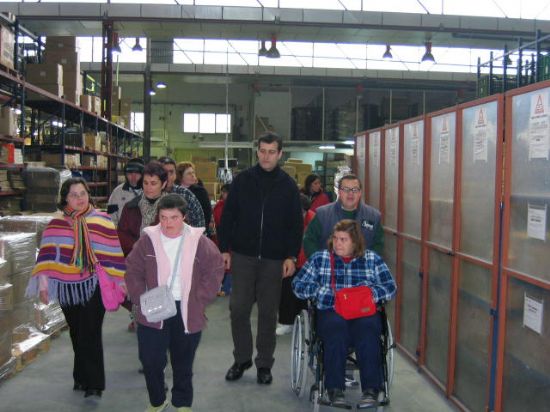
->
xmin=292 ymin=219 xmax=396 ymax=409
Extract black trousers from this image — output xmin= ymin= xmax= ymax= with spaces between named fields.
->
xmin=278 ymin=274 xmax=307 ymax=325
xmin=229 ymin=252 xmax=283 ymax=369
xmin=60 ymin=286 xmax=106 ymax=391
xmin=137 ymin=304 xmax=201 ymax=408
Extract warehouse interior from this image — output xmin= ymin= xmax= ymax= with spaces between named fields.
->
xmin=0 ymin=2 xmax=549 ymax=412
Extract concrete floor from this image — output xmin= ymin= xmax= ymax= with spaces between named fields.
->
xmin=0 ymin=297 xmax=459 ymax=412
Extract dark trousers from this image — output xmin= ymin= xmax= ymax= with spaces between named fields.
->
xmin=317 ymin=309 xmax=382 ymax=392
xmin=230 ymin=252 xmax=283 ymax=369
xmin=278 ymin=274 xmax=306 ymax=325
xmin=137 ymin=304 xmax=201 ymax=408
xmin=60 ymin=286 xmax=106 ymax=390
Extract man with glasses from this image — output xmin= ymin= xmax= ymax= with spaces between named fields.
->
xmin=303 ymin=174 xmax=383 ymax=258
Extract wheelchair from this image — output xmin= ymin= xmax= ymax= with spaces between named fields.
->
xmin=290 ymin=302 xmax=395 ymax=411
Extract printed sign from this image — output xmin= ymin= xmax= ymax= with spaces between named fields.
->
xmin=473 ymin=107 xmax=488 ymax=162
xmin=523 ymin=294 xmax=544 ymax=335
xmin=527 ymin=203 xmax=547 ymax=241
xmin=528 ymin=92 xmax=550 ymax=160
xmin=439 ymin=116 xmax=450 ymax=164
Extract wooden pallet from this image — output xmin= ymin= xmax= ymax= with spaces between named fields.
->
xmin=12 ymin=334 xmax=50 ymax=372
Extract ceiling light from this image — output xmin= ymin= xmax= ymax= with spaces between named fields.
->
xmin=266 ymin=35 xmax=280 ymax=59
xmin=383 ymin=45 xmax=392 ymax=60
xmin=258 ymin=40 xmax=268 ymax=57
xmin=132 ymin=37 xmax=143 ymax=52
xmin=319 ymin=145 xmax=335 ymax=150
xmin=112 ymin=42 xmax=122 ymax=54
xmin=149 ymin=89 xmax=156 ymax=96
xmin=421 ymin=41 xmax=435 ymax=63
xmin=343 ymin=140 xmax=355 ymax=145
xmin=156 ymin=81 xmax=167 ymax=89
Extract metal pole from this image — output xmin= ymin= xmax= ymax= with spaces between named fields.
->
xmin=143 ymin=38 xmax=152 ymax=162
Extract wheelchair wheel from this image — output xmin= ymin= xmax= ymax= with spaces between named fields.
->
xmin=385 ymin=318 xmax=395 ymax=388
xmin=290 ymin=309 xmax=310 ymax=398
xmin=378 ymin=317 xmax=395 ymax=408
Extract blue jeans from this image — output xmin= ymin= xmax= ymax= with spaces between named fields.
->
xmin=316 ymin=309 xmax=382 ymax=392
xmin=137 ymin=303 xmax=201 ymax=408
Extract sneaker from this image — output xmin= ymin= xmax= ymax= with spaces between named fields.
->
xmin=357 ymin=388 xmax=379 ymax=409
xmin=145 ymin=401 xmax=169 ymax=412
xmin=327 ymin=388 xmax=351 ymax=408
xmin=276 ymin=324 xmax=293 ymax=335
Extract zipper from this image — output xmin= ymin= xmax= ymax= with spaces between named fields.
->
xmin=258 ymin=193 xmax=267 ymax=259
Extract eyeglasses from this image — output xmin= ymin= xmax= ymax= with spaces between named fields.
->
xmin=68 ymin=191 xmax=88 ymax=199
xmin=339 ymin=187 xmax=361 ymax=194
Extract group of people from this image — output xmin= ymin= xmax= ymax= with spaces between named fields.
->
xmin=26 ymin=132 xmax=396 ymax=412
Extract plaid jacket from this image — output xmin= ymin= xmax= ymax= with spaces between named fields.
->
xmin=292 ymin=249 xmax=396 ymax=310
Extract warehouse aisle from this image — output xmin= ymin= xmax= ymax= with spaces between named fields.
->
xmin=0 ymin=297 xmax=458 ymax=412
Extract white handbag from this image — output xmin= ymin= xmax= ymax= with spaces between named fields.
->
xmin=140 ymin=235 xmax=184 ymax=323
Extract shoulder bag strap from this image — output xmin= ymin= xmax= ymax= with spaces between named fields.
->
xmin=168 ymin=234 xmax=185 ymax=290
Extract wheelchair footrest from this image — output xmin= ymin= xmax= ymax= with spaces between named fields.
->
xmin=317 ymin=397 xmax=353 ymax=410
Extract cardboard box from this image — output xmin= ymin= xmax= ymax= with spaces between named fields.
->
xmin=81 ymin=154 xmax=95 ymax=167
xmin=40 ymin=152 xmax=63 ymax=166
xmin=44 ymin=36 xmax=79 ymax=53
xmin=91 ymin=95 xmax=101 ymax=114
xmin=27 ymin=84 xmax=63 ymax=100
xmin=0 ymin=143 xmax=14 ymax=163
xmin=45 ymin=50 xmax=80 ymax=69
xmin=80 ymin=94 xmax=92 ymax=111
xmin=194 ymin=162 xmax=218 ymax=180
xmin=84 ymin=132 xmax=101 ymax=151
xmin=25 ymin=63 xmax=63 ymax=85
xmin=0 ymin=108 xmax=17 ymax=136
xmin=0 ymin=25 xmax=14 ymax=70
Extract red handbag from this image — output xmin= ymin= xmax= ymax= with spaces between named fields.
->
xmin=330 ymin=253 xmax=376 ymax=320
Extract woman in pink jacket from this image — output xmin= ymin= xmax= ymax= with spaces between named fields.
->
xmin=125 ymin=194 xmax=224 ymax=412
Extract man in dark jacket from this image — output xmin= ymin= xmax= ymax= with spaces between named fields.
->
xmin=218 ymin=132 xmax=303 ymax=385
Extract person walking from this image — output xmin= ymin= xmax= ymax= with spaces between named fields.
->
xmin=27 ymin=177 xmax=126 ymax=398
xmin=107 ymin=158 xmax=144 ymax=226
xmin=125 ymin=194 xmax=224 ymax=412
xmin=217 ymin=132 xmax=303 ymax=385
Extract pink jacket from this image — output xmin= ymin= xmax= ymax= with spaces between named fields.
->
xmin=125 ymin=224 xmax=224 ymax=333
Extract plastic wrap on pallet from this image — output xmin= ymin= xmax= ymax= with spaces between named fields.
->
xmin=10 ymin=301 xmax=33 ymax=329
xmin=9 ymin=271 xmax=31 ymax=305
xmin=0 ymin=215 xmax=55 ymax=243
xmin=0 ymin=330 xmax=12 ymax=366
xmin=0 ymin=311 xmax=10 ymax=335
xmin=33 ymin=301 xmax=66 ymax=335
xmin=0 ymin=233 xmax=37 ymax=274
xmin=0 ymin=356 xmax=16 ymax=382
xmin=12 ymin=324 xmax=50 ymax=371
xmin=0 ymin=258 xmax=8 ymax=284
xmin=0 ymin=283 xmax=13 ymax=311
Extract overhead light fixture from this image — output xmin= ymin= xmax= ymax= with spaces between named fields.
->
xmin=383 ymin=45 xmax=393 ymax=60
xmin=504 ymin=54 xmax=513 ymax=66
xmin=156 ymin=81 xmax=167 ymax=89
xmin=343 ymin=140 xmax=355 ymax=145
xmin=266 ymin=35 xmax=280 ymax=59
xmin=112 ymin=32 xmax=122 ymax=54
xmin=319 ymin=145 xmax=336 ymax=150
xmin=258 ymin=40 xmax=268 ymax=57
xmin=421 ymin=41 xmax=435 ymax=63
xmin=149 ymin=89 xmax=156 ymax=96
xmin=132 ymin=37 xmax=143 ymax=52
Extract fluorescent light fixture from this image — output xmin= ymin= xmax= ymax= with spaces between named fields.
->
xmin=343 ymin=140 xmax=355 ymax=145
xmin=198 ymin=141 xmax=253 ymax=149
xmin=156 ymin=81 xmax=167 ymax=89
xmin=319 ymin=145 xmax=336 ymax=150
xmin=149 ymin=89 xmax=156 ymax=96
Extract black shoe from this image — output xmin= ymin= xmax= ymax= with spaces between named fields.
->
xmin=256 ymin=368 xmax=272 ymax=385
xmin=84 ymin=389 xmax=102 ymax=398
xmin=327 ymin=388 xmax=351 ymax=408
xmin=73 ymin=382 xmax=85 ymax=391
xmin=357 ymin=388 xmax=379 ymax=409
xmin=225 ymin=360 xmax=253 ymax=381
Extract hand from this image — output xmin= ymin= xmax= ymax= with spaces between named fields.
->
xmin=222 ymin=252 xmax=231 ymax=272
xmin=282 ymin=259 xmax=296 ymax=278
xmin=39 ymin=290 xmax=49 ymax=305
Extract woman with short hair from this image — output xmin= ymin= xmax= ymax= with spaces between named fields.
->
xmin=292 ymin=219 xmax=396 ymax=409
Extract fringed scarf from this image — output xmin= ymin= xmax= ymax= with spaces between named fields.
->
xmin=64 ymin=204 xmax=98 ymax=272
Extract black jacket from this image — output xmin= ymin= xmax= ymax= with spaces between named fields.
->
xmin=218 ymin=164 xmax=303 ymax=260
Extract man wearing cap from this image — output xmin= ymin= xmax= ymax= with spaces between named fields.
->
xmin=107 ymin=158 xmax=144 ymax=226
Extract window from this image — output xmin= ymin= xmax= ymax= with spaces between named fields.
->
xmin=130 ymin=112 xmax=144 ymax=132
xmin=183 ymin=113 xmax=231 ymax=134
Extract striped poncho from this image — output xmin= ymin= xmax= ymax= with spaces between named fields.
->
xmin=27 ymin=209 xmax=126 ymax=306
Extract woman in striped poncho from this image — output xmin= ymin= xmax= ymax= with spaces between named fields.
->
xmin=26 ymin=177 xmax=126 ymax=399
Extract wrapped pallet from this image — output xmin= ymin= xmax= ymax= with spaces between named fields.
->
xmin=11 ymin=324 xmax=50 ymax=371
xmin=22 ymin=167 xmax=60 ymax=213
xmin=33 ymin=302 xmax=65 ymax=335
xmin=0 ymin=214 xmax=55 ymax=244
xmin=0 ymin=232 xmax=37 ymax=274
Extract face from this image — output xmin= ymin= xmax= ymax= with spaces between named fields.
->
xmin=181 ymin=167 xmax=197 ymax=187
xmin=221 ymin=190 xmax=229 ymax=201
xmin=332 ymin=231 xmax=354 ymax=258
xmin=142 ymin=174 xmax=166 ymax=200
xmin=338 ymin=179 xmax=362 ymax=211
xmin=159 ymin=208 xmax=185 ymax=238
xmin=257 ymin=141 xmax=282 ymax=172
xmin=310 ymin=179 xmax=322 ymax=193
xmin=162 ymin=164 xmax=177 ymax=189
xmin=66 ymin=183 xmax=90 ymax=212
xmin=126 ymin=171 xmax=142 ymax=187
